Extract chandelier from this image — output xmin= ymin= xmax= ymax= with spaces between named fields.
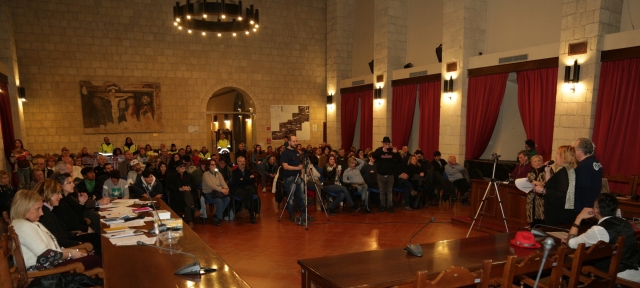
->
xmin=172 ymin=0 xmax=260 ymax=37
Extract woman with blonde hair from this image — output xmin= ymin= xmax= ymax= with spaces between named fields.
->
xmin=11 ymin=190 xmax=101 ymax=271
xmin=526 ymin=155 xmax=551 ymax=226
xmin=533 ymin=145 xmax=578 ymax=225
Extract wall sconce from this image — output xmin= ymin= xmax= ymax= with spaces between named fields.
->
xmin=18 ymin=86 xmax=26 ymax=102
xmin=213 ymin=115 xmax=218 ymax=124
xmin=327 ymin=93 xmax=333 ymax=106
xmin=374 ymin=87 xmax=383 ymax=105
xmin=224 ymin=114 xmax=230 ymax=125
xmin=443 ymin=76 xmax=454 ymax=100
xmin=564 ymin=60 xmax=580 ymax=92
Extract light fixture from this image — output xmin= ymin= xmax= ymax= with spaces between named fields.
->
xmin=173 ymin=0 xmax=260 ymax=37
xmin=564 ymin=60 xmax=581 ymax=93
xmin=374 ymin=87 xmax=383 ymax=105
xmin=18 ymin=86 xmax=26 ymax=102
xmin=214 ymin=115 xmax=218 ymax=124
xmin=224 ymin=114 xmax=230 ymax=125
xmin=443 ymin=76 xmax=454 ymax=100
xmin=326 ymin=93 xmax=333 ymax=106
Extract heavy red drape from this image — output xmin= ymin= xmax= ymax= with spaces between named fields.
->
xmin=359 ymin=89 xmax=373 ymax=150
xmin=0 ymin=81 xmax=16 ymax=170
xmin=593 ymin=57 xmax=640 ymax=194
xmin=418 ymin=81 xmax=441 ymax=155
xmin=340 ymin=91 xmax=360 ymax=150
xmin=465 ymin=73 xmax=509 ymax=159
xmin=516 ymin=67 xmax=558 ymax=160
xmin=391 ymin=84 xmax=418 ymax=148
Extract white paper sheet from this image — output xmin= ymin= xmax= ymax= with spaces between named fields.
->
xmin=515 ymin=178 xmax=535 ymax=193
xmin=109 ymin=235 xmax=156 ymax=246
xmin=109 ymin=219 xmax=146 ymax=228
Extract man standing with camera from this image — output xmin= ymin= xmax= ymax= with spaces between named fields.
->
xmin=280 ymin=136 xmax=314 ymax=223
xmin=372 ymin=136 xmax=401 ymax=214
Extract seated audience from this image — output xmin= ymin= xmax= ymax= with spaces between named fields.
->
xmin=323 ymin=155 xmax=359 ymax=215
xmin=525 ymin=139 xmax=538 ymax=158
xmin=76 ymin=167 xmax=105 ymax=202
xmin=202 ymin=159 xmax=231 ymax=226
xmin=153 ymin=162 xmax=170 ymax=193
xmin=533 ymin=145 xmax=577 ymax=226
xmin=526 ymin=155 xmax=548 ymax=226
xmin=168 ymin=153 xmax=183 ymax=171
xmin=342 ymin=157 xmax=371 ymax=213
xmin=103 ymin=170 xmax=130 ymax=199
xmin=11 ymin=190 xmax=101 ymax=272
xmin=93 ymin=163 xmax=114 ymax=201
xmin=252 ymin=145 xmax=264 ymax=167
xmin=217 ymin=158 xmax=233 ymax=184
xmin=118 ymin=150 xmax=134 ymax=179
xmin=72 ymin=158 xmax=84 ymax=181
xmin=34 ymin=180 xmax=102 ymax=255
xmin=54 ymin=173 xmax=100 ymax=232
xmin=509 ymin=150 xmax=532 ymax=179
xmin=133 ymin=171 xmax=163 ymax=199
xmin=44 ymin=156 xmax=56 ymax=178
xmin=93 ymin=155 xmax=108 ymax=179
xmin=444 ymin=155 xmax=470 ymax=202
xmin=167 ymin=161 xmax=200 ymax=228
xmin=126 ymin=159 xmax=143 ymax=185
xmin=566 ymin=193 xmax=640 ymax=283
xmin=123 ymin=137 xmax=137 ymax=154
xmin=431 ymin=151 xmax=447 ymax=175
xmin=112 ymin=148 xmax=124 ymax=171
xmin=30 ymin=169 xmax=46 ymax=191
xmin=260 ymin=155 xmax=279 ymax=193
xmin=0 ymin=170 xmax=17 ymax=218
xmin=191 ymin=149 xmax=201 ymax=167
xmin=231 ymin=156 xmax=259 ymax=224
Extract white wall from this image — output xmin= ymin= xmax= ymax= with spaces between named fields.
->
xmin=621 ymin=0 xmax=640 ymax=32
xmin=351 ymin=0 xmax=375 ymax=77
xmin=480 ymin=73 xmax=526 ymax=161
xmin=406 ymin=0 xmax=443 ymax=67
xmin=484 ymin=0 xmax=562 ymax=54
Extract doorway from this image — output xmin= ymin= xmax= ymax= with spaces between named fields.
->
xmin=206 ymin=87 xmax=256 ymax=157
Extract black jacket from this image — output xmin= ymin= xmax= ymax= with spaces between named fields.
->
xmin=134 ymin=179 xmax=164 ymax=198
xmin=52 ymin=194 xmax=89 ymax=232
xmin=167 ymin=172 xmax=199 ymax=211
xmin=39 ymin=205 xmax=81 ymax=248
xmin=371 ymin=147 xmax=401 ymax=176
xmin=231 ymin=167 xmax=257 ymax=191
xmin=0 ymin=185 xmax=16 ymax=214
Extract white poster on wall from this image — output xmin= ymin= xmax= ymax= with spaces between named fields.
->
xmin=270 ymin=105 xmax=310 ymax=140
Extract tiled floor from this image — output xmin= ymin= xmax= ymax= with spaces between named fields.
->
xmin=192 ymin=190 xmax=488 ymax=288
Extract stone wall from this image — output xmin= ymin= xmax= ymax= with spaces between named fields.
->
xmin=8 ymin=0 xmax=327 ymax=155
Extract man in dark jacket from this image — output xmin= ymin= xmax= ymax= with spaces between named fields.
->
xmin=260 ymin=155 xmax=280 ymax=193
xmin=573 ymin=138 xmax=603 ymax=212
xmin=231 ymin=156 xmax=259 ymax=224
xmin=371 ymin=136 xmax=401 ymax=214
xmin=134 ymin=170 xmax=164 ymax=199
xmin=167 ymin=161 xmax=200 ymax=228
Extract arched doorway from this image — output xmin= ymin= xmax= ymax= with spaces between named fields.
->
xmin=206 ymin=87 xmax=256 ymax=159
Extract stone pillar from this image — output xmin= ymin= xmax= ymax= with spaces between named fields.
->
xmin=440 ymin=0 xmax=487 ymax=161
xmin=0 ymin=0 xmax=24 ymax=171
xmin=553 ymin=0 xmax=622 ymax=148
xmin=326 ymin=0 xmax=354 ymax=148
xmin=373 ymin=0 xmax=407 ymax=149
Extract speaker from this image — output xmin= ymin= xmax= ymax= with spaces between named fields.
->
xmin=435 ymin=44 xmax=442 ymax=63
xmin=403 ymin=63 xmax=413 ymax=69
xmin=368 ymin=60 xmax=374 ymax=74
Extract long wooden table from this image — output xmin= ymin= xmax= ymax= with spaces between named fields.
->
xmin=298 ymin=232 xmax=559 ymax=288
xmin=100 ymin=200 xmax=249 ymax=287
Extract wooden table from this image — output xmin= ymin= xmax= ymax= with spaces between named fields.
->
xmin=298 ymin=232 xmax=560 ymax=288
xmin=468 ymin=179 xmax=529 ymax=231
xmin=101 ymin=200 xmax=249 ymax=288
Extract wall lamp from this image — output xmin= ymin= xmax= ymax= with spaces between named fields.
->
xmin=213 ymin=115 xmax=218 ymax=124
xmin=443 ymin=76 xmax=454 ymax=99
xmin=564 ymin=60 xmax=580 ymax=92
xmin=327 ymin=93 xmax=333 ymax=106
xmin=374 ymin=87 xmax=383 ymax=105
xmin=18 ymin=86 xmax=26 ymax=102
xmin=224 ymin=114 xmax=230 ymax=125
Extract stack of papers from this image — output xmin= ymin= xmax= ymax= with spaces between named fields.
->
xmin=109 ymin=235 xmax=157 ymax=246
xmin=102 ymin=229 xmax=144 ymax=239
xmin=111 ymin=199 xmax=138 ymax=207
xmin=109 ymin=219 xmax=146 ymax=228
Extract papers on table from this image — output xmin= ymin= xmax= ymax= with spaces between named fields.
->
xmin=109 ymin=219 xmax=146 ymax=228
xmin=98 ymin=204 xmax=115 ymax=208
xmin=102 ymin=229 xmax=144 ymax=239
xmin=109 ymin=235 xmax=157 ymax=246
xmin=111 ymin=199 xmax=138 ymax=206
xmin=515 ymin=178 xmax=535 ymax=193
xmin=547 ymin=231 xmax=568 ymax=239
xmin=98 ymin=207 xmax=137 ymax=218
xmin=142 ymin=217 xmax=155 ymax=222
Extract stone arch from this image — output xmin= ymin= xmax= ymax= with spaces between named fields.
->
xmin=204 ymin=86 xmax=257 ymax=154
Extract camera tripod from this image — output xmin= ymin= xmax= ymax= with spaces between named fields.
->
xmin=277 ymin=156 xmax=329 ymax=230
xmin=466 ymin=153 xmax=509 ymax=237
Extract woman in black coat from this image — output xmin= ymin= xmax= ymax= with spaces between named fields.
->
xmin=533 ymin=145 xmax=578 ymax=226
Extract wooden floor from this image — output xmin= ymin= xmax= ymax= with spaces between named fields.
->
xmin=192 ymin=190 xmax=488 ymax=288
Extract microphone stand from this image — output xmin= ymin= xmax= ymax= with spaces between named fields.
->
xmin=137 ymin=241 xmax=216 ymax=275
xmin=129 ymin=184 xmax=168 ymax=234
xmin=533 ymin=237 xmax=555 ymax=287
xmin=405 ymin=217 xmax=436 ymax=257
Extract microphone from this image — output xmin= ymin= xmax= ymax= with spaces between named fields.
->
xmin=546 ymin=160 xmax=555 ymax=167
xmin=128 ymin=184 xmax=168 ymax=234
xmin=136 ymin=241 xmax=216 ymax=275
xmin=404 ymin=217 xmax=436 ymax=257
xmin=533 ymin=237 xmax=555 ymax=287
xmin=530 ymin=224 xmax=569 ymax=237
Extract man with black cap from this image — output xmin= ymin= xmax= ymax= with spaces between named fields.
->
xmin=431 ymin=151 xmax=447 ymax=175
xmin=167 ymin=160 xmax=201 ymax=228
xmin=372 ymin=136 xmax=401 ymax=214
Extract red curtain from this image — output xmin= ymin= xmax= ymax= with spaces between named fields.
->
xmin=465 ymin=73 xmax=509 ymax=159
xmin=0 ymin=80 xmax=16 ymax=171
xmin=391 ymin=84 xmax=418 ymax=148
xmin=593 ymin=58 xmax=640 ymax=194
xmin=516 ymin=67 xmax=558 ymax=160
xmin=340 ymin=92 xmax=360 ymax=150
xmin=418 ymin=81 xmax=441 ymax=155
xmin=359 ymin=89 xmax=373 ymax=150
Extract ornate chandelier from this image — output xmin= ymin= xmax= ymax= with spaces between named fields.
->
xmin=172 ymin=0 xmax=260 ymax=37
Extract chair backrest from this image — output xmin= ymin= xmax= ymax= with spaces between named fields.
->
xmin=604 ymin=172 xmax=638 ymax=196
xmin=0 ymin=227 xmax=29 ymax=288
xmin=500 ymin=246 xmax=565 ymax=288
xmin=566 ymin=237 xmax=623 ymax=288
xmin=415 ymin=259 xmax=491 ymax=288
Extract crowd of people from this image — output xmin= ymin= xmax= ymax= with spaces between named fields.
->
xmin=1 ymin=135 xmax=639 ymax=283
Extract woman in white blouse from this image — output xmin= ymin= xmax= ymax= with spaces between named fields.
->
xmin=11 ymin=190 xmax=100 ymax=271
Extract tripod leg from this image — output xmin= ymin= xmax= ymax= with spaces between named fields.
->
xmin=466 ymin=183 xmax=493 ymax=238
xmin=492 ymin=181 xmax=509 ymax=233
xmin=278 ymin=175 xmax=299 ymax=222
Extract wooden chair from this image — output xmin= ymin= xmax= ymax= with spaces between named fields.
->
xmin=4 ymin=225 xmax=104 ymax=286
xmin=494 ymin=246 xmax=565 ymax=288
xmin=563 ymin=237 xmax=624 ymax=288
xmin=604 ymin=172 xmax=638 ymax=196
xmin=415 ymin=259 xmax=492 ymax=288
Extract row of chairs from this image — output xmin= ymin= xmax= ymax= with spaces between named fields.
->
xmin=415 ymin=237 xmax=634 ymax=288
